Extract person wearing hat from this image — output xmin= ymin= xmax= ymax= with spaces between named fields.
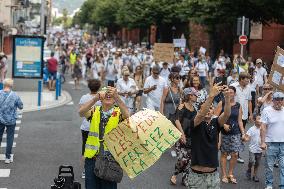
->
xmin=254 ymin=58 xmax=267 ymax=96
xmin=260 ymin=91 xmax=284 ymax=189
xmin=170 ymin=87 xmax=198 ymax=186
xmin=116 ymin=69 xmax=138 ymax=114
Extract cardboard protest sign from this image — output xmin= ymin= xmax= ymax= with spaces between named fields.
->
xmin=268 ymin=47 xmax=284 ymax=91
xmin=173 ymin=39 xmax=186 ymax=48
xmin=153 ymin=43 xmax=174 ymax=63
xmin=104 ymin=109 xmax=182 ymax=179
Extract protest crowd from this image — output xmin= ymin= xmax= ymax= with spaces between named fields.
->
xmin=42 ymin=30 xmax=284 ymax=189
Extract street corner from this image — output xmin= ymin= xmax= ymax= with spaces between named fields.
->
xmin=19 ymin=90 xmax=72 ymax=113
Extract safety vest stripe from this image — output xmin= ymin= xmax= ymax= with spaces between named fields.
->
xmin=88 ymin=132 xmax=99 ymax=137
xmin=85 ymin=144 xmax=99 ymax=151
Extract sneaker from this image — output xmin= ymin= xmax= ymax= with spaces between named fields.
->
xmin=253 ymin=176 xmax=259 ymax=182
xmin=227 ymin=155 xmax=231 ymax=160
xmin=171 ymin=150 xmax=177 ymax=157
xmin=246 ymin=170 xmax=251 ymax=180
xmin=4 ymin=158 xmax=11 ymax=164
xmin=265 ymin=186 xmax=273 ymax=189
xmin=81 ymin=171 xmax=85 ymax=179
xmin=237 ymin=157 xmax=245 ymax=163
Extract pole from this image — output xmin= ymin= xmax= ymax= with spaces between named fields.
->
xmin=38 ymin=80 xmax=42 ymax=107
xmin=59 ymin=76 xmax=61 ymax=96
xmin=240 ymin=16 xmax=245 ymax=57
xmin=40 ymin=0 xmax=45 ymax=35
xmin=55 ymin=79 xmax=59 ymax=100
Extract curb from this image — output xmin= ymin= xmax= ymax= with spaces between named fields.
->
xmin=22 ymin=90 xmax=73 ymax=113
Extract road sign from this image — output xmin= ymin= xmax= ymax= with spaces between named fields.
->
xmin=239 ymin=35 xmax=248 ymax=45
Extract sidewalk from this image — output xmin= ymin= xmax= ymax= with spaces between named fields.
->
xmin=16 ymin=89 xmax=72 ymax=113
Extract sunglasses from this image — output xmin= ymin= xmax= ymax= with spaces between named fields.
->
xmin=174 ymin=76 xmax=181 ymax=80
xmin=153 ymin=72 xmax=159 ymax=75
xmin=263 ymin=88 xmax=272 ymax=90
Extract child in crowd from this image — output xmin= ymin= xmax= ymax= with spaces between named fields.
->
xmin=243 ymin=114 xmax=262 ymax=182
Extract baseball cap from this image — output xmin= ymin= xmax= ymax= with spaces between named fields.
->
xmin=273 ymin=92 xmax=284 ymax=99
xmin=256 ymin=58 xmax=262 ymax=64
xmin=184 ymin=87 xmax=198 ymax=96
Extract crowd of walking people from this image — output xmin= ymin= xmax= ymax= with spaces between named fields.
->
xmin=44 ymin=33 xmax=284 ymax=189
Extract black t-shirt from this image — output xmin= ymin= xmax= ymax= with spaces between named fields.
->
xmin=191 ymin=117 xmax=221 ymax=168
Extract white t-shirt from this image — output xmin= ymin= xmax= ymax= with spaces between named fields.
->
xmin=116 ymin=78 xmax=137 ymax=110
xmin=213 ymin=62 xmax=226 ymax=77
xmin=231 ymin=82 xmax=252 ymax=120
xmin=195 ymin=61 xmax=209 ymax=77
xmin=261 ymin=106 xmax=284 ymax=142
xmin=92 ymin=62 xmax=104 ymax=80
xmin=78 ymin=94 xmax=101 ymax=131
xmin=254 ymin=67 xmax=267 ymax=87
xmin=227 ymin=76 xmax=238 ymax=86
xmin=144 ymin=76 xmax=167 ymax=108
xmin=160 ymin=68 xmax=171 ymax=80
xmin=104 ymin=57 xmax=117 ymax=81
xmin=246 ymin=125 xmax=262 ymax=153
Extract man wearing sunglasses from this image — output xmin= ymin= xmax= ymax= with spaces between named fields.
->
xmin=260 ymin=92 xmax=284 ymax=189
xmin=143 ymin=66 xmax=167 ymax=111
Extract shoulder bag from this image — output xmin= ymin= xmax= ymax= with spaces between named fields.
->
xmin=168 ymin=87 xmax=178 ymax=125
xmin=94 ymin=108 xmax=123 ymax=183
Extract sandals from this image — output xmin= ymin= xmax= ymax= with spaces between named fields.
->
xmin=170 ymin=175 xmax=177 ymax=185
xmin=228 ymin=175 xmax=237 ymax=184
xmin=221 ymin=176 xmax=229 ymax=183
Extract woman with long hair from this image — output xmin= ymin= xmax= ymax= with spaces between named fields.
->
xmin=183 ymin=69 xmax=198 ymax=88
xmin=170 ymin=87 xmax=198 ymax=186
xmin=160 ymin=73 xmax=182 ymax=119
xmin=215 ymin=86 xmax=245 ymax=184
xmin=189 ymin=76 xmax=208 ymax=110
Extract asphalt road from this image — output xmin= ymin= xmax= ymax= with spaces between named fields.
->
xmin=0 ymin=75 xmax=281 ymax=189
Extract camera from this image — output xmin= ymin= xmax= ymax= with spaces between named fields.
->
xmin=51 ymin=165 xmax=81 ymax=189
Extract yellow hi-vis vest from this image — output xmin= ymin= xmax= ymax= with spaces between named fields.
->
xmin=70 ymin=53 xmax=76 ymax=65
xmin=84 ymin=106 xmax=121 ymax=158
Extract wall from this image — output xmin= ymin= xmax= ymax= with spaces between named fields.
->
xmin=188 ymin=22 xmax=210 ymax=52
xmin=233 ymin=23 xmax=284 ymax=63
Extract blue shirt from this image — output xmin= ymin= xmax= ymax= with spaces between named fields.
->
xmin=0 ymin=90 xmax=23 ymax=125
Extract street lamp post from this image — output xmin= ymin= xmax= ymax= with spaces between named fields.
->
xmin=171 ymin=26 xmax=176 ymax=40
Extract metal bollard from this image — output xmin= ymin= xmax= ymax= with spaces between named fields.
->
xmin=38 ymin=80 xmax=42 ymax=107
xmin=59 ymin=76 xmax=61 ymax=96
xmin=55 ymin=79 xmax=59 ymax=100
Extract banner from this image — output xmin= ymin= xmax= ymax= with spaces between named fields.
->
xmin=153 ymin=43 xmax=174 ymax=63
xmin=173 ymin=39 xmax=186 ymax=48
xmin=268 ymin=46 xmax=284 ymax=91
xmin=105 ymin=109 xmax=182 ymax=179
xmin=12 ymin=35 xmax=44 ymax=79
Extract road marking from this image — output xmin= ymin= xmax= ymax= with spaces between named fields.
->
xmin=15 ymin=127 xmax=20 ymax=131
xmin=0 ymin=154 xmax=14 ymax=161
xmin=66 ymin=101 xmax=74 ymax=105
xmin=0 ymin=188 xmax=8 ymax=189
xmin=3 ymin=134 xmax=18 ymax=139
xmin=16 ymin=120 xmax=21 ymax=124
xmin=1 ymin=142 xmax=16 ymax=148
xmin=0 ymin=169 xmax=10 ymax=177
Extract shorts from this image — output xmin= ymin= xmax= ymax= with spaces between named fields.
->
xmin=81 ymin=130 xmax=89 ymax=156
xmin=249 ymin=152 xmax=262 ymax=165
xmin=187 ymin=168 xmax=220 ymax=189
xmin=48 ymin=72 xmax=57 ymax=80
